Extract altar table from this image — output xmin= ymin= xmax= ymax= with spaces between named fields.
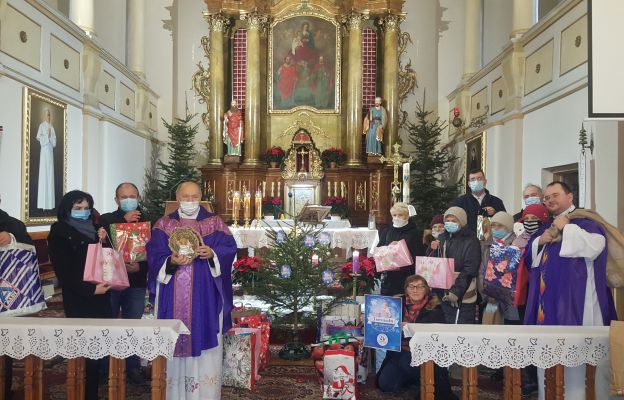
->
xmin=404 ymin=324 xmax=609 ymax=400
xmin=0 ymin=317 xmax=189 ymax=400
xmin=252 ymin=218 xmax=352 ymax=229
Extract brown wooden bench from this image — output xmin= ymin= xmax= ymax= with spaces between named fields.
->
xmin=29 ymin=231 xmax=55 ymax=281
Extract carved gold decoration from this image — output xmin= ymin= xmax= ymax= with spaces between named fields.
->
xmin=380 ymin=143 xmax=413 ymax=204
xmin=278 ymin=112 xmax=329 ymax=139
xmin=370 ymin=172 xmax=380 ymax=211
xmin=341 ymin=11 xmax=368 ymax=31
xmin=241 ymin=10 xmax=269 ymax=31
xmin=397 ymin=31 xmax=417 ymax=128
xmin=205 ymin=12 xmax=230 ymax=32
xmin=355 ymin=182 xmax=366 ymax=210
xmin=280 ymin=130 xmax=324 ymax=180
xmin=379 ymin=13 xmax=403 ymax=32
xmin=192 ymin=36 xmax=211 ymax=129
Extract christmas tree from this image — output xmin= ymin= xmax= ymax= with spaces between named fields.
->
xmin=407 ymin=102 xmax=461 ymax=230
xmin=142 ymin=113 xmax=205 ymax=221
xmin=236 ymin=216 xmax=348 ymax=358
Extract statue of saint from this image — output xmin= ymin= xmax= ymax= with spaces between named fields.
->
xmin=362 ymin=97 xmax=387 ymax=155
xmin=223 ymin=100 xmax=244 ymax=156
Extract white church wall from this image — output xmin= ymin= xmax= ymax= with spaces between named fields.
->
xmin=482 ymin=0 xmax=513 ymax=66
xmin=93 ymin=0 xmax=126 ymax=63
xmin=591 ymin=120 xmax=620 ymax=226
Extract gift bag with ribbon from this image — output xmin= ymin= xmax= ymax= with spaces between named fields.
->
xmin=482 ymin=241 xmax=522 ymax=305
xmin=236 ymin=314 xmax=271 ymax=371
xmin=109 ymin=222 xmax=151 ymax=262
xmin=0 ymin=242 xmax=47 ymax=316
xmin=323 ymin=348 xmax=358 ymax=400
xmin=83 ymin=242 xmax=129 ymax=291
xmin=222 ymin=327 xmax=261 ymax=390
xmin=373 ymin=239 xmax=413 ymax=272
xmin=414 ymin=256 xmax=455 ymax=289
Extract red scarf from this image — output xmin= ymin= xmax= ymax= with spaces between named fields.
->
xmin=404 ymin=296 xmax=429 ymax=323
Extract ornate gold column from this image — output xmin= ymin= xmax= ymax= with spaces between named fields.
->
xmin=205 ymin=13 xmax=229 ymax=165
xmin=344 ymin=12 xmax=367 ymax=166
xmin=380 ymin=14 xmax=402 ymax=158
xmin=243 ymin=11 xmax=268 ymax=166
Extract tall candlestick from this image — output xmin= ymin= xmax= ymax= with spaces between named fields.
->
xmin=255 ymin=190 xmax=262 ymax=223
xmin=328 ymin=182 xmax=332 ymax=197
xmin=232 ymin=191 xmax=240 ymax=227
xmin=243 ymin=191 xmax=251 ymax=228
xmin=352 ymin=250 xmax=359 ymax=274
xmin=277 ymin=181 xmax=281 ymax=198
xmin=333 ymin=181 xmax=338 ymax=197
xmin=341 ymin=182 xmax=345 ymax=198
xmin=262 ymin=181 xmax=266 ymax=197
xmin=271 ymin=182 xmax=275 ymax=197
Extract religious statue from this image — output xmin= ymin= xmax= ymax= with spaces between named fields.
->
xmin=223 ymin=100 xmax=244 ymax=156
xmin=362 ymin=97 xmax=387 ymax=155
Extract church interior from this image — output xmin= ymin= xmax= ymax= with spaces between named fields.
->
xmin=1 ymin=0 xmax=624 ymax=399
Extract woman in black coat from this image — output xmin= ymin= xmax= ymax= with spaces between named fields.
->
xmin=377 ymin=202 xmax=425 ymax=296
xmin=376 ymin=275 xmax=457 ymax=399
xmin=48 ymin=190 xmax=111 ymax=399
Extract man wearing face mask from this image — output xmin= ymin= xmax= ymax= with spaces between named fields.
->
xmin=377 ymin=202 xmax=425 ymax=296
xmin=513 ymin=184 xmax=544 ymax=222
xmin=451 ymin=169 xmax=506 ymax=235
xmin=429 ymin=206 xmax=481 ymax=324
xmin=99 ymin=182 xmax=148 ymax=385
xmin=146 ymin=181 xmax=237 ymax=399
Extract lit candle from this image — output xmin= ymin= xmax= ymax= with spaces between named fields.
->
xmin=232 ymin=191 xmax=240 ymax=221
xmin=352 ymin=250 xmax=359 ymax=274
xmin=255 ymin=190 xmax=262 ymax=220
xmin=312 ymin=254 xmax=319 ymax=266
xmin=243 ymin=191 xmax=251 ymax=221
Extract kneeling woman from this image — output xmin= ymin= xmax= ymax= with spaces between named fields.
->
xmin=377 ymin=275 xmax=457 ymax=399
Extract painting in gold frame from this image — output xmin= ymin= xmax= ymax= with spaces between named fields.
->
xmin=269 ymin=13 xmax=341 ymax=114
xmin=22 ymin=88 xmax=67 ymax=225
xmin=464 ymin=132 xmax=486 ymax=193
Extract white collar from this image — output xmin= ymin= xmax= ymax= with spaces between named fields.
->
xmin=556 ymin=205 xmax=576 ymax=217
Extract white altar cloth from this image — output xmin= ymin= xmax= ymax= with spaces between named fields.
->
xmin=0 ymin=317 xmax=189 ymax=360
xmin=404 ymin=323 xmax=609 ymax=369
xmin=253 ymin=219 xmax=352 ymax=229
xmin=230 ymin=226 xmax=379 ymax=253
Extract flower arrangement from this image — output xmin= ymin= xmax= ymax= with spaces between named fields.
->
xmin=262 ymin=195 xmax=283 ymax=216
xmin=321 ymin=148 xmax=345 ymax=167
xmin=339 ymin=256 xmax=378 ymax=295
xmin=233 ymin=255 xmax=262 ymax=285
xmin=264 ymin=146 xmax=286 ymax=165
xmin=323 ymin=196 xmax=347 ymax=217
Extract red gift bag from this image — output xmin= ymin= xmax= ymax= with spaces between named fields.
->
xmin=236 ymin=315 xmax=271 ymax=370
xmin=83 ymin=242 xmax=129 ymax=291
xmin=373 ymin=239 xmax=413 ymax=272
xmin=414 ymin=256 xmax=455 ymax=289
xmin=109 ymin=222 xmax=151 ymax=262
xmin=222 ymin=328 xmax=261 ymax=390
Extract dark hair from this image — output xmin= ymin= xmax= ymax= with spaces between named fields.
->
xmin=404 ymin=274 xmax=431 ymax=294
xmin=57 ymin=190 xmax=94 ymax=221
xmin=546 ymin=181 xmax=572 ymax=195
xmin=468 ymin=168 xmax=485 ymax=177
xmin=115 ymin=182 xmax=139 ymax=198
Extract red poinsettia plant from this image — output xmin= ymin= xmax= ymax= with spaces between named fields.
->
xmin=233 ymin=255 xmax=262 ymax=285
xmin=261 ymin=195 xmax=283 ymax=216
xmin=339 ymin=256 xmax=378 ymax=295
xmin=321 ymin=148 xmax=346 ymax=166
xmin=323 ymin=196 xmax=347 ymax=217
xmin=264 ymin=146 xmax=286 ymax=164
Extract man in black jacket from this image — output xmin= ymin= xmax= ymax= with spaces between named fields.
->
xmin=99 ymin=182 xmax=148 ymax=385
xmin=451 ymin=169 xmax=506 ymax=235
xmin=0 ymin=199 xmax=32 ymax=400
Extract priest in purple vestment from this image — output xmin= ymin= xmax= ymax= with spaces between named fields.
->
xmin=523 ymin=181 xmax=616 ymax=400
xmin=147 ymin=181 xmax=237 ymax=399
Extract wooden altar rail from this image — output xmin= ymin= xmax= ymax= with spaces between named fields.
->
xmin=0 ymin=354 xmax=168 ymax=400
xmin=418 ymin=362 xmax=598 ymax=400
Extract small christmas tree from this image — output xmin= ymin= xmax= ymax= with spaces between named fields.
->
xmin=237 ymin=216 xmax=347 ymax=359
xmin=407 ymin=102 xmax=461 ymax=230
xmin=142 ymin=113 xmax=206 ymax=221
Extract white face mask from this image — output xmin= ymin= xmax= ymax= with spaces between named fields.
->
xmin=392 ymin=218 xmax=408 ymax=228
xmin=179 ymin=201 xmax=200 ymax=216
xmin=431 ymin=231 xmax=442 ymax=239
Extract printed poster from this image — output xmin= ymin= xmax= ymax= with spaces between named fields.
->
xmin=364 ymin=295 xmax=402 ymax=352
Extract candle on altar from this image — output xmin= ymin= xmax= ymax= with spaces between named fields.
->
xmin=262 ymin=181 xmax=266 ymax=197
xmin=271 ymin=182 xmax=275 ymax=197
xmin=334 ymin=181 xmax=338 ymax=197
xmin=352 ymin=250 xmax=360 ymax=274
xmin=341 ymin=182 xmax=345 ymax=198
xmin=277 ymin=181 xmax=281 ymax=197
xmin=243 ymin=191 xmax=251 ymax=221
xmin=255 ymin=190 xmax=262 ymax=219
xmin=328 ymin=182 xmax=332 ymax=197
xmin=312 ymin=254 xmax=319 ymax=266
xmin=232 ymin=191 xmax=241 ymax=221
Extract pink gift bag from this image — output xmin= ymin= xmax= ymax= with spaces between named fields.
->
xmin=373 ymin=239 xmax=413 ymax=272
xmin=414 ymin=256 xmax=455 ymax=289
xmin=83 ymin=242 xmax=129 ymax=291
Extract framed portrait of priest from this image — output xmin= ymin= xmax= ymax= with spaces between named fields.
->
xmin=464 ymin=132 xmax=486 ymax=193
xmin=269 ymin=13 xmax=341 ymax=114
xmin=22 ymin=88 xmax=67 ymax=225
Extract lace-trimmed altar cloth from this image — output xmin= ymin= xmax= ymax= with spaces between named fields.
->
xmin=404 ymin=323 xmax=609 ymax=369
xmin=0 ymin=317 xmax=189 ymax=360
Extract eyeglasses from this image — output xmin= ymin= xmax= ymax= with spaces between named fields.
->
xmin=407 ymin=284 xmax=427 ymax=291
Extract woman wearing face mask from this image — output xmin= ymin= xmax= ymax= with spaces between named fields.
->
xmin=424 ymin=215 xmax=445 ymax=255
xmin=429 ymin=206 xmax=481 ymax=324
xmin=48 ymin=190 xmax=111 ymax=399
xmin=377 ymin=202 xmax=425 ymax=296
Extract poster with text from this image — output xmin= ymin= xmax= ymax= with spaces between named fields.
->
xmin=364 ymin=295 xmax=402 ymax=352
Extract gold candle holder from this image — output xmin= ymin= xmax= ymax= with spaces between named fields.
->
xmin=255 ymin=190 xmax=262 ymax=227
xmin=349 ymin=272 xmax=361 ymax=300
xmin=243 ymin=191 xmax=251 ymax=228
xmin=232 ymin=191 xmax=240 ymax=228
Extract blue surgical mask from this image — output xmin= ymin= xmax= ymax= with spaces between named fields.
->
xmin=444 ymin=221 xmax=460 ymax=233
xmin=524 ymin=196 xmax=541 ymax=206
xmin=120 ymin=198 xmax=139 ymax=212
xmin=71 ymin=209 xmax=91 ymax=220
xmin=469 ymin=180 xmax=485 ymax=193
xmin=491 ymin=228 xmax=509 ymax=240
